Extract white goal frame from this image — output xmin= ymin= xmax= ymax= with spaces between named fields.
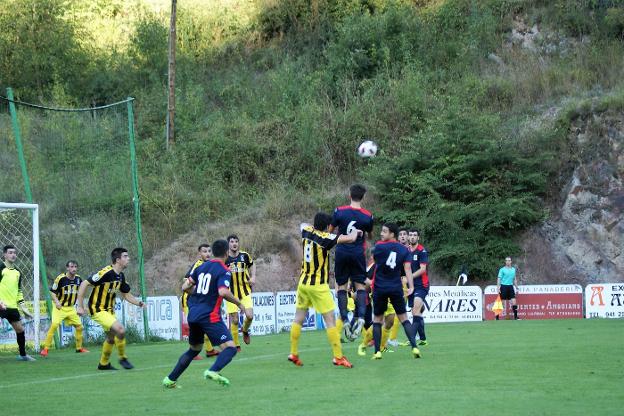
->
xmin=0 ymin=202 xmax=40 ymax=351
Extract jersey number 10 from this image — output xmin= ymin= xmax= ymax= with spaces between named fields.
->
xmin=196 ymin=273 xmax=212 ymax=294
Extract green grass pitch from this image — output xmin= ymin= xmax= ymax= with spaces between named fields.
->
xmin=1 ymin=319 xmax=623 ymax=415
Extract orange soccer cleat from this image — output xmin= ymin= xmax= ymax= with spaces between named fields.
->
xmin=332 ymin=356 xmax=353 ymax=368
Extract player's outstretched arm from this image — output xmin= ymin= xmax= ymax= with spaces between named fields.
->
xmin=76 ymin=280 xmax=92 ymax=315
xmin=182 ymin=277 xmax=195 ymax=293
xmin=120 ymin=292 xmax=146 ymax=308
xmin=219 ymin=287 xmax=246 ymax=316
xmin=337 ymin=228 xmax=361 ymax=244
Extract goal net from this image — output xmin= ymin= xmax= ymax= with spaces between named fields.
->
xmin=0 ymin=202 xmax=40 ymax=351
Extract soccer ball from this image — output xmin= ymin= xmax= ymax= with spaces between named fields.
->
xmin=357 ymin=140 xmax=378 ymax=158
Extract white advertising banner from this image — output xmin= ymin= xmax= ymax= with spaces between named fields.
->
xmin=275 ymin=290 xmax=318 ymax=332
xmin=248 ymin=292 xmax=276 ymax=335
xmin=585 ymin=283 xmax=624 ymax=318
xmin=422 ymin=286 xmax=483 ymax=322
xmin=125 ymin=296 xmax=180 ymax=340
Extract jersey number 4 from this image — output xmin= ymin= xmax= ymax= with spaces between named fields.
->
xmin=196 ymin=273 xmax=212 ymax=294
xmin=386 ymin=252 xmax=397 ymax=269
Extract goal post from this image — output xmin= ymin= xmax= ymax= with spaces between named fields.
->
xmin=0 ymin=202 xmax=41 ymax=351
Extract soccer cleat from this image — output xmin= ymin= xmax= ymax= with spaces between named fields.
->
xmin=162 ymin=376 xmax=179 ymax=389
xmin=380 ymin=347 xmax=394 ymax=353
xmin=97 ymin=363 xmax=118 ymax=370
xmin=342 ymin=322 xmax=352 ymax=341
xmin=204 ymin=370 xmax=230 ymax=386
xmin=332 ymin=356 xmax=353 ymax=368
xmin=357 ymin=344 xmax=367 ymax=356
xmin=40 ymin=348 xmax=49 ymax=357
xmin=412 ymin=347 xmax=422 ymax=358
xmin=387 ymin=339 xmax=399 ymax=347
xmin=192 ymin=355 xmax=203 ymax=360
xmin=242 ymin=331 xmax=251 ymax=345
xmin=371 ymin=351 xmax=383 ymax=360
xmin=206 ymin=349 xmax=219 ymax=357
xmin=76 ymin=347 xmax=90 ymax=353
xmin=16 ymin=354 xmax=36 ymax=362
xmin=119 ymin=358 xmax=134 ymax=369
xmin=417 ymin=340 xmax=428 ymax=346
xmin=236 ymin=346 xmax=241 ymax=353
xmin=288 ymin=354 xmax=303 ymax=366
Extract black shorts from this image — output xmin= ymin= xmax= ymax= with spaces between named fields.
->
xmin=188 ymin=320 xmax=232 ymax=347
xmin=500 ymin=285 xmax=515 ymax=300
xmin=335 ymin=251 xmax=367 ymax=286
xmin=0 ymin=308 xmax=21 ymax=323
xmin=372 ymin=289 xmax=407 ymax=317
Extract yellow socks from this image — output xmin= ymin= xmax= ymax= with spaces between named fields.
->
xmin=99 ymin=340 xmax=114 ymax=365
xmin=75 ymin=326 xmax=84 ymax=349
xmin=326 ymin=326 xmax=342 ymax=359
xmin=242 ymin=317 xmax=252 ymax=332
xmin=290 ymin=322 xmax=302 ymax=355
xmin=114 ymin=336 xmax=127 ymax=359
xmin=360 ymin=326 xmax=373 ymax=347
xmin=231 ymin=322 xmax=240 ymax=346
xmin=43 ymin=322 xmax=59 ymax=349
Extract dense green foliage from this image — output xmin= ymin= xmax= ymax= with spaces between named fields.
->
xmin=1 ymin=320 xmax=623 ymax=415
xmin=1 ymin=0 xmax=623 ymax=281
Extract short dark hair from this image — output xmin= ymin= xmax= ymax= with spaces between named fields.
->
xmin=383 ymin=223 xmax=399 ymax=238
xmin=66 ymin=260 xmax=78 ymax=267
xmin=212 ymin=240 xmax=228 ymax=257
xmin=349 ymin=184 xmax=367 ymax=202
xmin=198 ymin=243 xmax=210 ymax=251
xmin=399 ymin=227 xmax=408 ymax=233
xmin=111 ymin=247 xmax=128 ymax=264
xmin=313 ymin=212 xmax=332 ymax=231
xmin=227 ymin=234 xmax=239 ymax=243
xmin=3 ymin=244 xmax=16 ymax=253
xmin=409 ymin=228 xmax=420 ymax=235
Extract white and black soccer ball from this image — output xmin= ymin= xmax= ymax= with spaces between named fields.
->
xmin=357 ymin=140 xmax=378 ymax=158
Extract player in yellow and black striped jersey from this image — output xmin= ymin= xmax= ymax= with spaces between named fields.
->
xmin=287 ymin=212 xmax=361 ymax=368
xmin=225 ymin=234 xmax=256 ymax=349
xmin=180 ymin=243 xmax=219 ymax=358
xmin=40 ymin=260 xmax=89 ymax=356
xmin=76 ymin=247 xmax=146 ymax=371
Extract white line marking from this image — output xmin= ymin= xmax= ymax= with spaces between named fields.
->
xmin=0 ymin=346 xmax=329 ymax=389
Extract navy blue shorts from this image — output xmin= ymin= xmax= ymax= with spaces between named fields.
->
xmin=408 ymin=287 xmax=429 ymax=310
xmin=188 ymin=319 xmax=232 ymax=346
xmin=335 ymin=250 xmax=367 ymax=286
xmin=372 ymin=289 xmax=406 ymax=317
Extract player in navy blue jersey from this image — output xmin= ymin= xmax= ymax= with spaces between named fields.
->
xmin=330 ymin=184 xmax=374 ymax=341
xmin=163 ymin=240 xmax=246 ymax=388
xmin=370 ymin=223 xmax=420 ymax=360
xmin=408 ymin=229 xmax=430 ymax=345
